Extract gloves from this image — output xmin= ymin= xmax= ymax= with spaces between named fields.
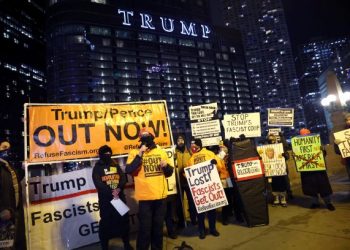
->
xmin=211 ymin=159 xmax=217 ymax=165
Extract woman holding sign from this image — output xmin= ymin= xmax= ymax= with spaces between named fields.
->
xmin=187 ymin=139 xmax=223 ymax=239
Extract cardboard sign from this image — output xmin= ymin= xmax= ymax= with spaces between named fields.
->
xmin=291 ymin=134 xmax=326 ymax=172
xmin=257 ymin=143 xmax=287 ymax=177
xmin=26 ymin=101 xmax=172 ymax=163
xmin=232 ymin=157 xmax=264 ymax=181
xmin=184 ymin=160 xmax=228 ymax=213
xmin=267 ymin=108 xmax=294 ymax=127
xmin=189 ymin=103 xmax=222 ymax=147
xmin=223 ymin=113 xmax=261 ymax=138
xmin=334 ymin=129 xmax=350 ymax=158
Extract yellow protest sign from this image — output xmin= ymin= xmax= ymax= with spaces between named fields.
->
xmin=26 ymin=101 xmax=172 ymax=163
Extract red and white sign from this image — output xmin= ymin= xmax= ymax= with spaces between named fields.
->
xmin=232 ymin=157 xmax=264 ymax=181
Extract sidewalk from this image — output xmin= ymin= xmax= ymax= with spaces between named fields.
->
xmin=79 ymin=173 xmax=350 ymax=250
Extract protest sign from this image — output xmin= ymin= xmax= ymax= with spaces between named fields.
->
xmin=222 ymin=113 xmax=261 ymax=138
xmin=189 ymin=103 xmax=217 ymax=122
xmin=26 ymin=101 xmax=172 ymax=163
xmin=334 ymin=129 xmax=350 ymax=158
xmin=267 ymin=108 xmax=294 ymax=127
xmin=189 ymin=103 xmax=221 ymax=146
xmin=231 ymin=157 xmax=264 ymax=181
xmin=164 ymin=147 xmax=177 ymax=195
xmin=184 ymin=160 xmax=228 ymax=213
xmin=291 ymin=134 xmax=326 ymax=172
xmin=257 ymin=143 xmax=287 ymax=176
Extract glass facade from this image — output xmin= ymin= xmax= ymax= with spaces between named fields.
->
xmin=218 ymin=0 xmax=305 ymax=138
xmin=46 ymin=0 xmax=252 ymax=132
xmin=298 ymin=37 xmax=350 ymax=142
xmin=0 ymin=0 xmax=46 ymax=158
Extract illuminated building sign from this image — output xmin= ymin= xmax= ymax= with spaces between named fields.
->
xmin=117 ymin=9 xmax=211 ymax=39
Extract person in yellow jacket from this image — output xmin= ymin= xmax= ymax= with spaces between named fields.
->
xmin=125 ymin=128 xmax=174 ymax=250
xmin=174 ymin=135 xmax=196 ymax=227
xmin=187 ymin=138 xmax=222 ymax=239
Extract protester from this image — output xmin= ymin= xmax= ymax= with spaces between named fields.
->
xmin=187 ymin=138 xmax=222 ymax=239
xmin=297 ymin=129 xmax=335 ymax=211
xmin=125 ymin=128 xmax=173 ymax=250
xmin=211 ymin=143 xmax=234 ymax=225
xmin=92 ymin=145 xmax=132 ymax=250
xmin=265 ymin=133 xmax=289 ymax=207
xmin=0 ymin=140 xmax=26 ymax=250
xmin=174 ymin=134 xmax=196 ymax=227
xmin=334 ymin=113 xmax=350 ymax=180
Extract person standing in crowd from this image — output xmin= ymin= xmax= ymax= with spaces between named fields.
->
xmin=187 ymin=139 xmax=221 ymax=239
xmin=334 ymin=113 xmax=350 ymax=180
xmin=92 ymin=145 xmax=133 ymax=250
xmin=265 ymin=133 xmax=289 ymax=207
xmin=174 ymin=134 xmax=196 ymax=227
xmin=209 ymin=143 xmax=234 ymax=225
xmin=125 ymin=128 xmax=173 ymax=250
xmin=297 ymin=129 xmax=335 ymax=211
xmin=0 ymin=140 xmax=26 ymax=250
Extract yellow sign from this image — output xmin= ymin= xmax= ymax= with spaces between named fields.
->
xmin=27 ymin=101 xmax=172 ymax=163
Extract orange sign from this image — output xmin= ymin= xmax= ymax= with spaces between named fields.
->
xmin=27 ymin=101 xmax=172 ymax=163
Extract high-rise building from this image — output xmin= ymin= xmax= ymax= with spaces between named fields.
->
xmin=46 ymin=0 xmax=253 ymax=134
xmin=215 ymin=0 xmax=305 ymax=138
xmin=298 ymin=37 xmax=350 ymax=142
xmin=0 ymin=0 xmax=46 ymax=158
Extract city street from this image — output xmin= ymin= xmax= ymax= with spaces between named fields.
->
xmin=80 ymin=173 xmax=350 ymax=250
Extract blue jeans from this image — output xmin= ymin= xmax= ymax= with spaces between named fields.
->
xmin=137 ymin=199 xmax=166 ymax=250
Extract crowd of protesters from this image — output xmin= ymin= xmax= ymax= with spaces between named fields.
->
xmin=0 ymin=123 xmax=341 ymax=250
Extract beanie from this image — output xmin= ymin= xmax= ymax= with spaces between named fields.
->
xmin=300 ymin=128 xmax=311 ymax=136
xmin=98 ymin=145 xmax=112 ymax=155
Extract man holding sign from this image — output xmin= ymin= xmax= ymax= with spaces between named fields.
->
xmin=292 ymin=129 xmax=335 ymax=211
xmin=186 ymin=139 xmax=227 ymax=239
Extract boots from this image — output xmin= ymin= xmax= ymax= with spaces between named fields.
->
xmin=280 ymin=193 xmax=287 ymax=207
xmin=272 ymin=194 xmax=279 ymax=207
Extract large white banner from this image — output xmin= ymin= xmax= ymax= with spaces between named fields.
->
xmin=334 ymin=129 xmax=350 ymax=158
xmin=26 ymin=168 xmax=100 ymax=250
xmin=189 ymin=103 xmax=222 ymax=146
xmin=268 ymin=108 xmax=294 ymax=127
xmin=184 ymin=161 xmax=228 ymax=213
xmin=222 ymin=113 xmax=261 ymax=138
xmin=257 ymin=143 xmax=287 ymax=177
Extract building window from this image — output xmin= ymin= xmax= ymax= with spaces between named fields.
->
xmin=90 ymin=26 xmax=111 ymax=36
xmin=91 ymin=0 xmax=106 ymax=4
xmin=199 ymin=50 xmax=205 ymax=57
xmin=230 ymin=47 xmax=236 ymax=53
xmin=179 ymin=39 xmax=195 ymax=47
xmin=159 ymin=36 xmax=176 ymax=44
xmin=138 ymin=33 xmax=156 ymax=42
xmin=116 ymin=40 xmax=124 ymax=48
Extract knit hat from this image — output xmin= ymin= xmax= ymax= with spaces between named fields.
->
xmin=300 ymin=128 xmax=311 ymax=136
xmin=98 ymin=145 xmax=112 ymax=155
xmin=191 ymin=138 xmax=202 ymax=148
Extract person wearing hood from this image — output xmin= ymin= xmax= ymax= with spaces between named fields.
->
xmin=125 ymin=128 xmax=173 ymax=250
xmin=0 ymin=140 xmax=26 ymax=250
xmin=297 ymin=129 xmax=335 ymax=211
xmin=187 ymin=139 xmax=222 ymax=239
xmin=92 ymin=145 xmax=132 ymax=250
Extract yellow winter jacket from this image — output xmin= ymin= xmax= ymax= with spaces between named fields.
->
xmin=187 ymin=148 xmax=224 ymax=172
xmin=126 ymin=146 xmax=173 ymax=201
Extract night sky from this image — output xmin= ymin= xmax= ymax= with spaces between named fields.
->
xmin=282 ymin=0 xmax=350 ymax=48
